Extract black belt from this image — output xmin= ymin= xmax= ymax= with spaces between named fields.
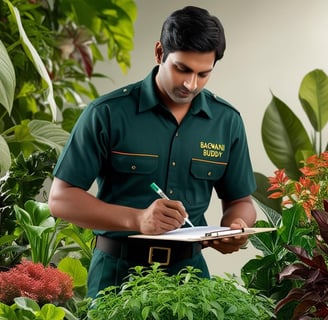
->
xmin=95 ymin=235 xmax=202 ymax=266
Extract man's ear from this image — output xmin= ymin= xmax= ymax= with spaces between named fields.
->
xmin=155 ymin=41 xmax=163 ymax=64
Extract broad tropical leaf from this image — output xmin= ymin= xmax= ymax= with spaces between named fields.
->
xmin=28 ymin=120 xmax=70 ymax=153
xmin=7 ymin=1 xmax=57 ymax=120
xmin=0 ymin=135 xmax=11 ymax=178
xmin=262 ymin=95 xmax=314 ymax=180
xmin=0 ymin=40 xmax=15 ymax=114
xmin=6 ymin=120 xmax=69 ymax=157
xmin=299 ymin=69 xmax=328 ymax=132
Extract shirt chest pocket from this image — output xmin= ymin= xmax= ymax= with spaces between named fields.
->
xmin=111 ymin=151 xmax=159 ymax=175
xmin=186 ymin=159 xmax=227 ymax=205
xmin=190 ymin=158 xmax=227 ymax=181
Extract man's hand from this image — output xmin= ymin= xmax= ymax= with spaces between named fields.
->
xmin=138 ymin=199 xmax=187 ymax=235
xmin=201 ymin=221 xmax=249 ymax=254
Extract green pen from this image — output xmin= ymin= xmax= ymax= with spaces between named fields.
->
xmin=150 ymin=182 xmax=195 ymax=228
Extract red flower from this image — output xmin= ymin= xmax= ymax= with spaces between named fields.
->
xmin=0 ymin=259 xmax=73 ymax=305
xmin=267 ymin=152 xmax=328 ymax=219
xmin=267 ymin=169 xmax=289 ymax=191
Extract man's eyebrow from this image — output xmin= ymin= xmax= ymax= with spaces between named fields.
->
xmin=175 ymin=61 xmax=213 ymax=74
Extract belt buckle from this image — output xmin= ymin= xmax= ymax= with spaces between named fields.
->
xmin=148 ymin=246 xmax=171 ymax=266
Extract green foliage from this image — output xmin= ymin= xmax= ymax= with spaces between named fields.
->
xmin=246 ymin=69 xmax=328 ymax=315
xmin=274 ymin=202 xmax=328 ymax=319
xmin=0 ymin=297 xmax=78 ymax=320
xmin=58 ymin=257 xmax=88 ymax=291
xmin=12 ymin=200 xmax=94 ymax=269
xmin=261 ymin=95 xmax=314 ymax=181
xmin=13 ymin=200 xmax=64 ymax=265
xmin=0 ymin=1 xmax=136 ymax=318
xmin=254 ymin=69 xmax=328 ymax=209
xmin=88 ymin=264 xmax=275 ymax=320
xmin=245 ymin=150 xmax=328 ymax=317
xmin=0 ymin=0 xmax=137 ymax=175
xmin=0 ymin=149 xmax=57 ymax=267
xmin=241 ymin=203 xmax=316 ymax=308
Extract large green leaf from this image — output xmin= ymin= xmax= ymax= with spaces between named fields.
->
xmin=28 ymin=120 xmax=70 ymax=153
xmin=0 ymin=302 xmax=18 ymax=319
xmin=261 ymin=95 xmax=314 ymax=179
xmin=5 ymin=120 xmax=69 ymax=157
xmin=58 ymin=257 xmax=88 ymax=287
xmin=0 ymin=135 xmax=11 ymax=178
xmin=299 ymin=69 xmax=328 ymax=132
xmin=25 ymin=200 xmax=51 ymax=226
xmin=7 ymin=1 xmax=57 ymax=120
xmin=0 ymin=40 xmax=15 ymax=114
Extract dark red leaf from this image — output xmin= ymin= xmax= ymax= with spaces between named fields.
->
xmin=324 ymin=200 xmax=328 ymax=212
xmin=278 ymin=262 xmax=310 ymax=282
xmin=316 ymin=240 xmax=328 ymax=256
xmin=275 ymin=288 xmax=307 ymax=313
xmin=286 ymin=245 xmax=328 ymax=272
xmin=311 ymin=209 xmax=328 ymax=244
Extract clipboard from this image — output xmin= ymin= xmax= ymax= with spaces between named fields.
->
xmin=129 ymin=226 xmax=276 ymax=242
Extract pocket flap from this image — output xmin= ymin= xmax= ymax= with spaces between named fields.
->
xmin=112 ymin=151 xmax=159 ymax=174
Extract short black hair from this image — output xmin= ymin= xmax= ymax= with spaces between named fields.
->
xmin=159 ymin=6 xmax=226 ymax=63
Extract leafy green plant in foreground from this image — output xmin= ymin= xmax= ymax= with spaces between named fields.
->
xmin=88 ymin=264 xmax=275 ymax=320
xmin=0 ymin=297 xmax=75 ymax=320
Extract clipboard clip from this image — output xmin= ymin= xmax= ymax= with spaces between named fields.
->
xmin=204 ymin=228 xmax=245 ymax=238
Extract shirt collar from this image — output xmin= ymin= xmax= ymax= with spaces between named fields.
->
xmin=139 ymin=66 xmax=213 ymax=119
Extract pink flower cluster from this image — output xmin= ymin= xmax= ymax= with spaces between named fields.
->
xmin=0 ymin=259 xmax=73 ymax=305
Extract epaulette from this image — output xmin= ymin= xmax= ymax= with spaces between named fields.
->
xmin=107 ymin=83 xmax=135 ymax=99
xmin=92 ymin=82 xmax=139 ymax=106
xmin=204 ymin=89 xmax=240 ymax=114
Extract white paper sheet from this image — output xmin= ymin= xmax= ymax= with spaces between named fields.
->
xmin=129 ymin=226 xmax=276 ymax=242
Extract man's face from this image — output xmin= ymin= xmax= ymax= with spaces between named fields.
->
xmin=155 ymin=47 xmax=216 ymax=107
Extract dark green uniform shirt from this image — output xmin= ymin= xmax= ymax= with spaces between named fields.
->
xmin=53 ymin=66 xmax=256 ymax=237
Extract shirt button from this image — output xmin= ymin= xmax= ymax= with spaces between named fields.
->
xmin=169 ymin=189 xmax=174 ymax=195
xmin=123 ymin=88 xmax=128 ymax=93
xmin=207 ymin=171 xmax=212 ymax=176
xmin=131 ymin=165 xmax=137 ymax=170
xmin=172 ymin=161 xmax=176 ymax=166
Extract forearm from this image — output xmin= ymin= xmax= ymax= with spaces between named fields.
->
xmin=220 ymin=196 xmax=257 ymax=228
xmin=48 ymin=180 xmax=140 ymax=231
xmin=48 ymin=178 xmax=186 ymax=234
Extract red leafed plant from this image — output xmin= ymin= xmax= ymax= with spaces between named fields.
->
xmin=268 ymin=151 xmax=328 ymax=218
xmin=0 ymin=259 xmax=73 ymax=305
xmin=275 ymin=200 xmax=328 ymax=319
xmin=268 ymin=151 xmax=328 ymax=219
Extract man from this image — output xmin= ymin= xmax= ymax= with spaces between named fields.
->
xmin=48 ymin=6 xmax=257 ymax=298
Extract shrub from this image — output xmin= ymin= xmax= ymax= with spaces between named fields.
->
xmin=88 ymin=264 xmax=275 ymax=320
xmin=0 ymin=259 xmax=73 ymax=305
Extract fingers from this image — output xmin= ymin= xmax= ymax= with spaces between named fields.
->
xmin=202 ymin=235 xmax=249 ymax=254
xmin=140 ymin=199 xmax=188 ymax=234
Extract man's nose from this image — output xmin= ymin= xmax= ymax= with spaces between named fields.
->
xmin=183 ymin=74 xmax=197 ymax=91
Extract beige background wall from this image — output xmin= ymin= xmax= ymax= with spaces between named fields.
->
xmin=92 ymin=0 xmax=328 ymax=277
